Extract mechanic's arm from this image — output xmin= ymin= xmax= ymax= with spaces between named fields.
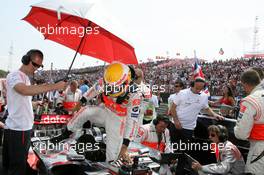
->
xmin=234 ymin=101 xmax=255 ymax=140
xmin=14 ymin=81 xmax=67 ymax=96
xmin=170 ymin=103 xmax=182 ymax=129
xmin=203 ymin=107 xmax=224 ymax=120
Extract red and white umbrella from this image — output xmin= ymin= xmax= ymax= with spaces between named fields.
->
xmin=23 ymin=0 xmax=138 ymax=77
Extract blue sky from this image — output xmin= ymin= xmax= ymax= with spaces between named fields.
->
xmin=1 ymin=0 xmax=264 ymax=71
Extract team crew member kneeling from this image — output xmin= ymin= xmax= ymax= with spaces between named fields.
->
xmin=51 ymin=62 xmax=142 ymax=163
xmin=192 ymin=125 xmax=245 ymax=175
xmin=135 ymin=115 xmax=174 ymax=175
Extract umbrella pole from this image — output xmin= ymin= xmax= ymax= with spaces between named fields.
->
xmin=64 ymin=21 xmax=91 ymax=80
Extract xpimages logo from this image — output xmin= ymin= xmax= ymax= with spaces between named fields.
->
xmin=37 ymin=24 xmax=100 ymax=37
xmin=167 ymin=141 xmax=227 ymax=153
xmin=32 ymin=140 xmax=100 ymax=154
xmin=103 ymin=83 xmax=166 ymax=95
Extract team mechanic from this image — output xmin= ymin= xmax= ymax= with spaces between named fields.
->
xmin=135 ymin=115 xmax=173 ymax=175
xmin=234 ymin=69 xmax=264 ymax=174
xmin=52 ymin=62 xmax=143 ymax=163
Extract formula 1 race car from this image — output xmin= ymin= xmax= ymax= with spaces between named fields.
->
xmin=31 ymin=117 xmax=163 ymax=175
xmin=28 ymin=113 xmax=250 ymax=175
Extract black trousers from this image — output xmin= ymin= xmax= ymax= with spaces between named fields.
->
xmin=167 ymin=121 xmax=194 ymax=143
xmin=0 ymin=128 xmax=3 ymax=146
xmin=2 ymin=129 xmax=31 ymax=175
xmin=167 ymin=122 xmax=198 ymax=175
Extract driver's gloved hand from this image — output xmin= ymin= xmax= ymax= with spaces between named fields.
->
xmin=50 ymin=128 xmax=73 ymax=143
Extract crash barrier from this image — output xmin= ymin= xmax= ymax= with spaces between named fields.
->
xmin=198 ymin=114 xmax=237 ymax=123
xmin=159 ymin=94 xmax=241 ymax=118
xmin=156 ymin=101 xmax=239 ymax=119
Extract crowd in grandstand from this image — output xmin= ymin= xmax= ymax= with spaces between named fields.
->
xmin=34 ymin=57 xmax=264 ymax=97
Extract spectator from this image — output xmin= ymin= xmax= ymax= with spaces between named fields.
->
xmin=168 ymin=79 xmax=184 ymax=114
xmin=79 ymin=79 xmax=89 ymax=95
xmin=151 ymin=93 xmax=159 ymax=108
xmin=167 ymin=80 xmax=185 ymax=144
xmin=2 ymin=49 xmax=67 ymax=175
xmin=32 ymin=57 xmax=264 ymax=96
xmin=209 ymin=85 xmax=235 ymax=117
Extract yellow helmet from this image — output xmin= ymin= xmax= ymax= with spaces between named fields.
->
xmin=104 ymin=62 xmax=132 ymax=97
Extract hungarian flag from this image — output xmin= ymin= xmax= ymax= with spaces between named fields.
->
xmin=219 ymin=48 xmax=224 ymax=55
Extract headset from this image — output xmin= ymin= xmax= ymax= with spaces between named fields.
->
xmin=153 ymin=115 xmax=170 ymax=126
xmin=21 ymin=49 xmax=43 ymax=65
xmin=217 ymin=125 xmax=228 ymax=142
xmin=152 ymin=115 xmax=170 ymax=149
xmin=191 ymin=78 xmax=206 ymax=88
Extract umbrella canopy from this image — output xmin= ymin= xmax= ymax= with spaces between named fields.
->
xmin=23 ymin=0 xmax=138 ymax=65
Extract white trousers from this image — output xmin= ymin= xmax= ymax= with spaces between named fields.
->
xmin=68 ymin=105 xmax=126 ymax=161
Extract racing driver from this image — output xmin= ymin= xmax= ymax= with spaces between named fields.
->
xmin=52 ymin=62 xmax=143 ymax=164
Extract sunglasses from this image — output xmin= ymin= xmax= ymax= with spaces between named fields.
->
xmin=175 ymin=85 xmax=182 ymax=88
xmin=31 ymin=61 xmax=43 ymax=69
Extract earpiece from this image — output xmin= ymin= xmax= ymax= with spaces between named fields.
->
xmin=21 ymin=53 xmax=31 ymax=65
